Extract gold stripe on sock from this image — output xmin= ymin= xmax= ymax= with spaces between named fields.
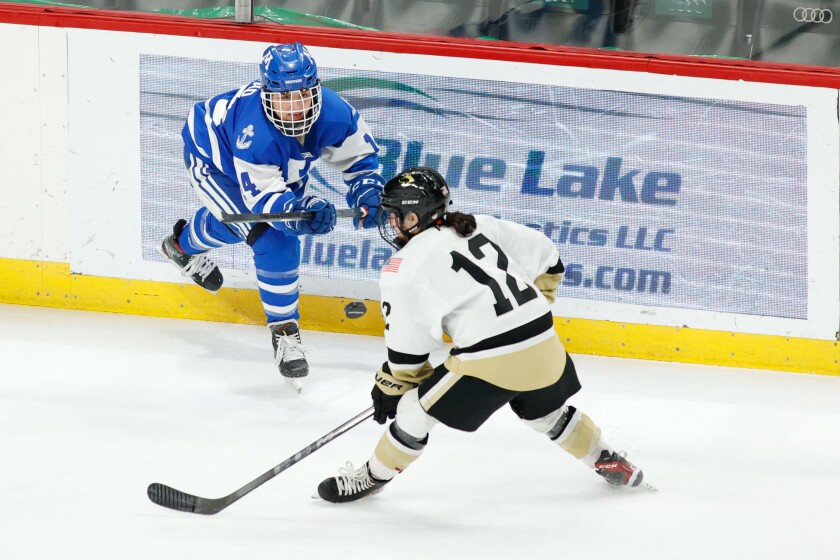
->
xmin=559 ymin=413 xmax=602 ymax=459
xmin=372 ymin=429 xmax=423 ymax=473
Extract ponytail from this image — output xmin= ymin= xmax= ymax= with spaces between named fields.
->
xmin=440 ymin=211 xmax=477 ymax=237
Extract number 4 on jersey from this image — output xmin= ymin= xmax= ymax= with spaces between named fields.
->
xmin=450 ymin=234 xmax=538 ymax=316
xmin=240 ymin=172 xmax=260 ymax=197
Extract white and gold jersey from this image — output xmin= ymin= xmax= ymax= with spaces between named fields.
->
xmin=379 ymin=215 xmax=563 ymax=388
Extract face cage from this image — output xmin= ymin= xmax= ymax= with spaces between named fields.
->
xmin=377 ymin=204 xmax=447 ymax=251
xmin=377 ymin=208 xmax=410 ymax=251
xmin=260 ymin=83 xmax=322 ymax=137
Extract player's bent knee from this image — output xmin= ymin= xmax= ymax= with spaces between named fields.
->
xmin=246 ymin=223 xmax=272 ymax=247
xmin=191 ymin=206 xmax=241 ymax=245
xmin=521 ymin=405 xmax=570 ymax=435
xmin=395 ymin=388 xmax=438 ymax=440
xmin=521 ymin=405 xmax=601 ymax=457
xmin=546 ymin=406 xmax=602 ymax=460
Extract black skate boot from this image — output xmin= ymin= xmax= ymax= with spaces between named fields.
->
xmin=317 ymin=462 xmax=390 ymax=503
xmin=270 ymin=320 xmax=309 ymax=392
xmin=158 ymin=219 xmax=223 ymax=293
xmin=594 ymin=450 xmax=644 ymax=487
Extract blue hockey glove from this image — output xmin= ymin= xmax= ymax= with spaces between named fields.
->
xmin=285 ymin=196 xmax=336 ymax=236
xmin=346 ymin=175 xmax=383 ymax=230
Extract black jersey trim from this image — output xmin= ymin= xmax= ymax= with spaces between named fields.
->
xmin=390 ymin=422 xmax=428 ymax=450
xmin=246 ymin=222 xmax=270 ymax=246
xmin=547 ymin=259 xmax=565 ymax=274
xmin=388 ymin=348 xmax=430 ymax=366
xmin=451 ymin=312 xmax=555 ymax=356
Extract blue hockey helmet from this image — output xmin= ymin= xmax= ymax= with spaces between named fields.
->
xmin=259 ymin=43 xmax=322 ymax=137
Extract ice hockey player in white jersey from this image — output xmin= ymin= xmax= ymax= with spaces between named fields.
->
xmin=317 ymin=167 xmax=645 ymax=503
xmin=157 ymin=43 xmax=383 ymax=392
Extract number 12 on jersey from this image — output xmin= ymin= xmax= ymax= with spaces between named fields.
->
xmin=450 ymin=234 xmax=538 ymax=316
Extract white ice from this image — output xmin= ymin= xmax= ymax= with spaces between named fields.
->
xmin=1 ymin=304 xmax=838 ymax=560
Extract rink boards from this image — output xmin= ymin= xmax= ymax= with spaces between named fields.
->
xmin=0 ymin=6 xmax=838 ymax=374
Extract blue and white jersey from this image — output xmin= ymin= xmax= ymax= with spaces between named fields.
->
xmin=182 ymin=81 xmax=381 ymax=215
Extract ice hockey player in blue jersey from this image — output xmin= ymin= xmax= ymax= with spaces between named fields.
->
xmin=158 ymin=42 xmax=383 ymax=392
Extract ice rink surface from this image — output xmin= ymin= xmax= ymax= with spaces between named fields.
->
xmin=1 ymin=304 xmax=838 ymax=560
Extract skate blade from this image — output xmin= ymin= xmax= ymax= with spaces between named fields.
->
xmin=285 ymin=377 xmax=303 ymax=394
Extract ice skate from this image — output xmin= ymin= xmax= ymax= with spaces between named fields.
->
xmin=594 ymin=450 xmax=644 ymax=488
xmin=158 ymin=219 xmax=223 ymax=293
xmin=317 ymin=462 xmax=389 ymax=503
xmin=270 ymin=320 xmax=309 ymax=392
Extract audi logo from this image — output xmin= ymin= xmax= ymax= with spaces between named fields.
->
xmin=667 ymin=0 xmax=709 ymax=14
xmin=793 ymin=7 xmax=833 ymax=23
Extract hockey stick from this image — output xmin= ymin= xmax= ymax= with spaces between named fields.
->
xmin=221 ymin=207 xmax=365 ymax=224
xmin=147 ymin=406 xmax=374 ymax=515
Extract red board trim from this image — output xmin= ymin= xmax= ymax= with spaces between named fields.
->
xmin=3 ymin=3 xmax=840 ymax=88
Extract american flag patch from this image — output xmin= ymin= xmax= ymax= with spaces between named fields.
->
xmin=382 ymin=257 xmax=403 ymax=273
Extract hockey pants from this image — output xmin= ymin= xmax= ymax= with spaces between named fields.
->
xmin=178 ymin=151 xmax=302 ymax=325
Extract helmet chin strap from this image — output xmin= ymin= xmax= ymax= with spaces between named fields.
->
xmin=397 ymin=211 xmax=421 ymax=238
xmin=392 ymin=224 xmax=417 ymax=248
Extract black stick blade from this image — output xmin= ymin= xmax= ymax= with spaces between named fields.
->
xmin=146 ymin=408 xmax=374 ymax=516
xmin=147 ymin=483 xmax=198 ymax=513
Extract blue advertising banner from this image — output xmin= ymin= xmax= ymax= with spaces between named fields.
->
xmin=141 ymin=54 xmax=807 ymax=319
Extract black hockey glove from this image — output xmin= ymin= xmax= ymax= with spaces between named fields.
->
xmin=371 ymin=362 xmax=416 ymax=424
